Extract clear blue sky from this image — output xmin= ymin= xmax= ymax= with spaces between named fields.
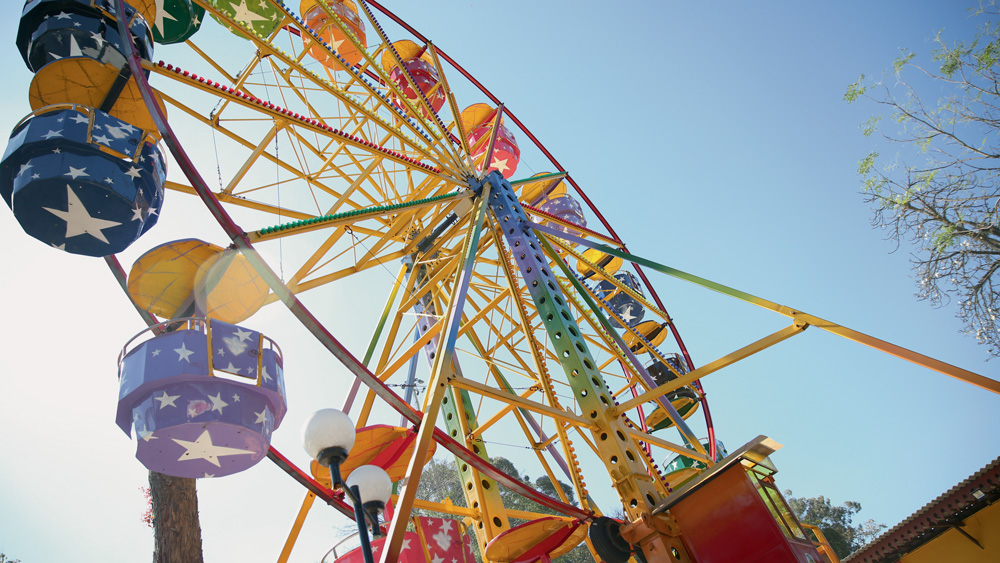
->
xmin=1 ymin=1 xmax=998 ymax=562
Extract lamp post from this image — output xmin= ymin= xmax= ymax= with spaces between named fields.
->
xmin=346 ymin=465 xmax=393 ymax=538
xmin=303 ymin=409 xmax=392 ymax=563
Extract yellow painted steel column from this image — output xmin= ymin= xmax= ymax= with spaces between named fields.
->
xmin=379 ymin=181 xmax=492 ymax=563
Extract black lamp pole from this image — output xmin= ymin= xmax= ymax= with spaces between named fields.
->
xmin=320 ymin=446 xmax=379 ymax=563
xmin=345 ymin=482 xmax=376 ymax=563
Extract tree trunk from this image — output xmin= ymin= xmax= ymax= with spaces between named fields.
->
xmin=149 ymin=471 xmax=204 ymax=563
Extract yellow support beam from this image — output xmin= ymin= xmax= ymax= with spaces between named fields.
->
xmin=613 ymin=322 xmax=809 ymax=415
xmin=448 ymin=376 xmax=600 ymax=431
xmin=276 ymin=492 xmax=316 ymax=563
xmin=563 ymin=237 xmax=1000 ymax=395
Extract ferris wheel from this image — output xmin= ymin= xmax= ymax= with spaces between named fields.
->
xmin=4 ymin=1 xmax=997 ymax=563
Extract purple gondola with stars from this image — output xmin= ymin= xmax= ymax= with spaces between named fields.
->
xmin=116 ymin=318 xmax=287 ymax=478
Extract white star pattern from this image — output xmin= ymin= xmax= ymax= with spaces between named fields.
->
xmin=153 ymin=0 xmax=179 ymax=32
xmin=172 ymin=430 xmax=253 ymax=467
xmin=222 ymin=335 xmax=248 ymax=355
xmin=18 ymin=163 xmax=32 ymax=176
xmin=92 ymin=134 xmax=112 ymax=145
xmin=138 ymin=428 xmax=157 ymax=441
xmin=90 ymin=31 xmax=104 ymax=46
xmin=132 ymin=205 xmax=143 ymax=221
xmin=42 ymin=129 xmax=64 ymax=140
xmin=71 ymin=113 xmax=89 ymax=125
xmin=230 ymin=0 xmax=267 ymax=25
xmin=620 ymin=305 xmax=636 ymax=324
xmin=232 ymin=393 xmax=240 ymax=403
xmin=254 ymin=407 xmax=270 ymax=426
xmin=125 ymin=166 xmax=142 ymax=179
xmin=233 ymin=328 xmax=253 ymax=343
xmin=208 ymin=392 xmax=229 ymax=414
xmin=64 ymin=166 xmax=88 ymax=179
xmin=155 ymin=391 xmax=180 ymax=408
xmin=223 ymin=362 xmax=241 ymax=374
xmin=104 ymin=125 xmax=130 ymax=139
xmin=261 ymin=365 xmax=272 ymax=382
xmin=490 ymin=157 xmax=510 ymax=174
xmin=432 ymin=526 xmax=453 ymax=551
xmin=174 ymin=342 xmax=195 ymax=362
xmin=43 ymin=185 xmax=121 ymax=244
xmin=151 ymin=349 xmax=161 ymax=356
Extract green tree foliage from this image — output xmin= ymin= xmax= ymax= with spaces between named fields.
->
xmin=0 ymin=553 xmax=21 ymax=563
xmin=415 ymin=456 xmax=592 ymax=562
xmin=784 ymin=491 xmax=886 ymax=558
xmin=846 ymin=2 xmax=1000 ymax=356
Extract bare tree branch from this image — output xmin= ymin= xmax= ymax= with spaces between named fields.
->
xmin=848 ymin=2 xmax=1000 ymax=357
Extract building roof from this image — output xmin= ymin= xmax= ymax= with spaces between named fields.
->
xmin=843 ymin=456 xmax=1000 ymax=563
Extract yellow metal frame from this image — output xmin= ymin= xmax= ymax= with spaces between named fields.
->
xmin=102 ymin=4 xmax=1000 ymax=563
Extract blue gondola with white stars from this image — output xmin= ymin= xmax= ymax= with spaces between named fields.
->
xmin=17 ymin=0 xmax=154 ymax=72
xmin=0 ymin=105 xmax=165 ymax=256
xmin=594 ymin=271 xmax=646 ymax=329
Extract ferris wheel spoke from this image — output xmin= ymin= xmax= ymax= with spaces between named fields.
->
xmin=249 ymin=197 xmax=467 ymax=286
xmin=449 ymin=378 xmax=596 ymax=431
xmin=155 ymin=62 xmax=472 ymax=228
xmin=352 ymin=1 xmax=468 ymax=168
xmin=425 ymin=43 xmax=477 ymax=173
xmin=285 ymin=0 xmax=450 ymax=143
xmin=152 ymin=73 xmax=458 ymax=216
xmin=270 ymin=0 xmax=467 ymax=171
xmin=625 ymin=425 xmax=710 ymax=465
xmin=190 ymin=34 xmax=461 ymax=177
xmin=274 ymin=198 xmax=467 ymax=288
